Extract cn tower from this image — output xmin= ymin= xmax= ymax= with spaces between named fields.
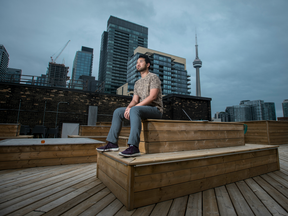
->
xmin=193 ymin=34 xmax=202 ymax=97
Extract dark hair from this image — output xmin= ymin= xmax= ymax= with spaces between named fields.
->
xmin=138 ymin=54 xmax=151 ymax=68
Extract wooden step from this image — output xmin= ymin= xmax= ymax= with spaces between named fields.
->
xmin=79 ymin=125 xmax=130 ymax=137
xmin=97 ymin=144 xmax=280 ymax=210
xmin=68 ymin=135 xmax=128 ymax=147
xmin=139 ymin=119 xmax=245 ymax=154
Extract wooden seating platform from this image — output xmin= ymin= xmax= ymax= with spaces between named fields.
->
xmin=139 ymin=119 xmax=245 ymax=154
xmin=0 ymin=138 xmax=104 ymax=170
xmin=97 ymin=144 xmax=280 ymax=210
xmin=243 ymin=120 xmax=288 ymax=145
xmin=1 ymin=145 xmax=288 ymax=215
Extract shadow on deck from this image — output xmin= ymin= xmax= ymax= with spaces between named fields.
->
xmin=1 ymin=144 xmax=288 ymax=216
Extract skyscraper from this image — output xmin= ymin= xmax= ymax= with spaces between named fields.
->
xmin=71 ymin=46 xmax=93 ymax=88
xmin=193 ymin=35 xmax=202 ymax=97
xmin=46 ymin=62 xmax=69 ymax=88
xmin=283 ymin=99 xmax=288 ymax=117
xmin=0 ymin=45 xmax=9 ymax=82
xmin=224 ymin=100 xmax=276 ymax=122
xmin=5 ymin=68 xmax=22 ymax=83
xmin=98 ymin=16 xmax=148 ymax=94
xmin=127 ymin=47 xmax=191 ymax=95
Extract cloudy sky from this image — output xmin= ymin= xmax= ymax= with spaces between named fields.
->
xmin=1 ymin=0 xmax=287 ymax=118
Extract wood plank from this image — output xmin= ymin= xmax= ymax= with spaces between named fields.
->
xmin=98 ymin=169 xmax=127 ymax=207
xmin=144 ymin=121 xmax=244 ymax=131
xmin=245 ymin=178 xmax=287 ymax=215
xmin=167 ymin=196 xmax=188 ymax=216
xmin=236 ymin=180 xmax=271 ymax=216
xmin=133 ymin=154 xmax=277 ymax=192
xmin=0 ymin=175 xmax=95 ymax=215
xmin=226 ymin=183 xmax=254 ymax=216
xmin=215 ymin=186 xmax=237 ymax=216
xmin=141 ymin=130 xmax=244 ymax=142
xmin=267 ymin=172 xmax=288 ymax=189
xmin=78 ymin=192 xmax=116 ymax=216
xmin=98 ymin=155 xmax=128 ymax=190
xmin=114 ymin=205 xmax=136 ymax=216
xmin=262 ymin=174 xmax=288 ymax=198
xmin=42 ymin=183 xmax=106 ymax=216
xmin=35 ymin=180 xmax=100 ymax=213
xmin=0 ymin=156 xmax=97 ymax=170
xmin=130 ymin=204 xmax=155 ymax=216
xmin=203 ymin=189 xmax=219 ymax=216
xmin=98 ymin=152 xmax=128 ymax=175
xmin=150 ymin=200 xmax=173 ymax=216
xmin=0 ymin=167 xmax=95 ymax=205
xmin=145 ymin=138 xmax=245 ymax=154
xmin=0 ymin=150 xmax=98 ymax=161
xmin=95 ymin=199 xmax=123 ymax=216
xmin=61 ymin=188 xmax=111 ymax=216
xmin=253 ymin=176 xmax=288 ymax=212
xmin=185 ymin=192 xmax=202 ymax=216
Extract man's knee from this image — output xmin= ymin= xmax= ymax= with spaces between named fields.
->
xmin=113 ymin=107 xmax=125 ymax=117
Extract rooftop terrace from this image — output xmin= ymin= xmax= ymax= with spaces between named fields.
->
xmin=1 ymin=144 xmax=288 ymax=216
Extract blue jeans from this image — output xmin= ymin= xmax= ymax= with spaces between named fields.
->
xmin=106 ymin=106 xmax=162 ymax=147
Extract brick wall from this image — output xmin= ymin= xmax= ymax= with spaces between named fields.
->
xmin=0 ymin=83 xmax=211 ymax=134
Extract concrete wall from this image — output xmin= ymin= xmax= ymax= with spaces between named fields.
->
xmin=0 ymin=83 xmax=211 ymax=134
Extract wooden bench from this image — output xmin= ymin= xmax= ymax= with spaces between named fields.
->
xmin=0 ymin=138 xmax=104 ymax=170
xmin=243 ymin=121 xmax=288 ymax=145
xmin=0 ymin=123 xmax=33 ymax=141
xmin=139 ymin=119 xmax=245 ymax=154
xmin=96 ymin=119 xmax=280 ymax=210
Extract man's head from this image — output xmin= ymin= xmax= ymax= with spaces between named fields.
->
xmin=136 ymin=54 xmax=151 ymax=72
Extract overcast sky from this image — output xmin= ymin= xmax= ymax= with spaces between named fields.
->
xmin=1 ymin=0 xmax=287 ymax=118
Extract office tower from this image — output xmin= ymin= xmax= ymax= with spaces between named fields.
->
xmin=5 ymin=68 xmax=22 ymax=83
xmin=36 ymin=74 xmax=47 ymax=86
xmin=0 ymin=45 xmax=9 ymax=82
xmin=98 ymin=16 xmax=148 ymax=94
xmin=283 ymin=99 xmax=288 ymax=117
xmin=224 ymin=100 xmax=276 ymax=122
xmin=46 ymin=62 xmax=69 ymax=88
xmin=126 ymin=47 xmax=191 ymax=95
xmin=263 ymin=102 xmax=276 ymax=120
xmin=193 ymin=35 xmax=202 ymax=97
xmin=71 ymin=46 xmax=93 ymax=88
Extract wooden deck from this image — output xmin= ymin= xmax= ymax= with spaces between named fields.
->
xmin=1 ymin=145 xmax=288 ymax=215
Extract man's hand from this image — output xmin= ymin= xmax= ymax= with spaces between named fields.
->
xmin=124 ymin=107 xmax=131 ymax=120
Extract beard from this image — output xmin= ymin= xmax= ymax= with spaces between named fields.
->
xmin=137 ymin=64 xmax=148 ymax=72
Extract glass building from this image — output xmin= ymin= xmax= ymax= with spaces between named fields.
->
xmin=98 ymin=16 xmax=148 ymax=94
xmin=224 ymin=100 xmax=276 ymax=122
xmin=5 ymin=68 xmax=22 ymax=83
xmin=126 ymin=47 xmax=191 ymax=95
xmin=0 ymin=44 xmax=9 ymax=82
xmin=283 ymin=99 xmax=288 ymax=117
xmin=71 ymin=46 xmax=93 ymax=88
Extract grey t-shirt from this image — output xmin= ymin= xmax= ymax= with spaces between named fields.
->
xmin=134 ymin=72 xmax=163 ymax=113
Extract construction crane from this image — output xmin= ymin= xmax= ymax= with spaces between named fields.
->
xmin=50 ymin=40 xmax=71 ymax=63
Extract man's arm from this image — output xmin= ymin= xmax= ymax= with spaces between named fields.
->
xmin=124 ymin=95 xmax=139 ymax=120
xmin=135 ymin=88 xmax=159 ymax=106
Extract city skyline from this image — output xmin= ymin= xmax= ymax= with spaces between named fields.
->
xmin=0 ymin=0 xmax=287 ymax=117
